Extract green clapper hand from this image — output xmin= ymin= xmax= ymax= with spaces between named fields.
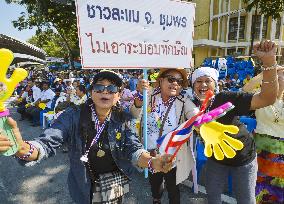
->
xmin=200 ymin=121 xmax=244 ymax=160
xmin=0 ymin=49 xmax=28 ymax=156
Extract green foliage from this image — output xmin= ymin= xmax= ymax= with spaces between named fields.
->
xmin=5 ymin=0 xmax=79 ymax=59
xmin=27 ymin=31 xmax=68 ymax=58
xmin=243 ymin=0 xmax=284 ymax=19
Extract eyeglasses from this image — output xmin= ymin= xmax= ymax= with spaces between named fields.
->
xmin=93 ymin=84 xmax=119 ymax=94
xmin=164 ymin=75 xmax=184 ymax=86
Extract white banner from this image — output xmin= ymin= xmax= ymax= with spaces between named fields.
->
xmin=75 ymin=0 xmax=195 ymax=69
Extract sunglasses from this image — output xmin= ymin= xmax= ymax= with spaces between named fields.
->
xmin=93 ymin=84 xmax=119 ymax=94
xmin=164 ymin=75 xmax=184 ymax=86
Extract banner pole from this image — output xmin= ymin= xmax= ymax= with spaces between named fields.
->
xmin=143 ymin=69 xmax=148 ymax=178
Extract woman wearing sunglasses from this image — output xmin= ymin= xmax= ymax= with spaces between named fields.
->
xmin=131 ymin=68 xmax=199 ymax=204
xmin=0 ymin=70 xmax=173 ymax=204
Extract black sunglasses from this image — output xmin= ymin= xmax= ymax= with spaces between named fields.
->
xmin=164 ymin=75 xmax=184 ymax=86
xmin=93 ymin=84 xmax=119 ymax=94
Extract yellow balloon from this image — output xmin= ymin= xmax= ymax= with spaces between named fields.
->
xmin=200 ymin=121 xmax=243 ymax=160
xmin=0 ymin=49 xmax=28 ymax=112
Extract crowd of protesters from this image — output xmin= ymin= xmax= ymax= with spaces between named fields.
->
xmin=12 ymin=65 xmax=256 ymax=128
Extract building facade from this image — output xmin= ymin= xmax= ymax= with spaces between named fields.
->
xmin=192 ymin=0 xmax=284 ymax=67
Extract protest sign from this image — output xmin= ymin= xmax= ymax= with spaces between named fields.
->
xmin=75 ymin=0 xmax=195 ymax=69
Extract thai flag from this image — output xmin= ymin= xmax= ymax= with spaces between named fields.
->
xmin=157 ymin=90 xmax=213 ymax=159
xmin=157 ymin=112 xmax=201 ymax=157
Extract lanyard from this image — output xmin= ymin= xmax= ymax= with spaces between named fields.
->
xmin=80 ymin=104 xmax=110 ymax=163
xmin=152 ymin=96 xmax=176 ymax=128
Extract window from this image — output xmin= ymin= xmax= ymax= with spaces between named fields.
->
xmin=252 ymin=15 xmax=268 ymax=39
xmin=229 ymin=16 xmax=246 ymax=40
xmin=227 ymin=48 xmax=245 ymax=56
xmin=227 ymin=48 xmax=235 ymax=56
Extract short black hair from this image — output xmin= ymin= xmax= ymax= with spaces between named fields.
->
xmin=55 ymin=87 xmax=62 ymax=92
xmin=41 ymin=81 xmax=49 ymax=86
xmin=77 ymin=85 xmax=86 ymax=94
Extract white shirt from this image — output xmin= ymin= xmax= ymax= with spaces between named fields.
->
xmin=32 ymin=85 xmax=41 ymax=102
xmin=39 ymin=89 xmax=55 ymax=109
xmin=65 ymin=85 xmax=74 ymax=92
xmin=54 ymin=95 xmax=67 ymax=111
xmin=147 ymin=97 xmax=177 ymax=150
xmin=184 ymin=87 xmax=194 ymax=100
xmin=255 ymin=99 xmax=284 ymax=138
xmin=70 ymin=94 xmax=87 ymax=105
xmin=69 ymin=72 xmax=74 ymax=79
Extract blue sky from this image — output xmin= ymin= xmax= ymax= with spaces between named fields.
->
xmin=0 ymin=1 xmax=36 ymax=41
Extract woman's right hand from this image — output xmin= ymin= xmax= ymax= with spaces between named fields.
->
xmin=0 ymin=117 xmax=24 ymax=153
xmin=2 ymin=118 xmax=39 ymax=160
xmin=0 ymin=117 xmax=24 ymax=154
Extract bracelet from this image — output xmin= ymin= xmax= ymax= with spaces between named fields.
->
xmin=17 ymin=141 xmax=35 ymax=160
xmin=261 ymin=63 xmax=278 ymax=71
xmin=134 ymin=91 xmax=143 ymax=101
xmin=147 ymin=157 xmax=156 ymax=174
xmin=262 ymin=77 xmax=278 ymax=84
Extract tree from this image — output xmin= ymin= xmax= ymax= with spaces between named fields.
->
xmin=5 ymin=0 xmax=79 ymax=67
xmin=243 ymin=0 xmax=284 ymax=19
xmin=243 ymin=0 xmax=284 ymax=55
xmin=27 ymin=31 xmax=69 ymax=58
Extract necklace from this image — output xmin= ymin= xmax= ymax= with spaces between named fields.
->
xmin=270 ymin=100 xmax=284 ymax=123
xmin=152 ymin=96 xmax=176 ymax=128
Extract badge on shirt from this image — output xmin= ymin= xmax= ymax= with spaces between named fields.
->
xmin=116 ymin=132 xmax=121 ymax=140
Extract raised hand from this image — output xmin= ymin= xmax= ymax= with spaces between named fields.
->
xmin=0 ymin=49 xmax=28 ymax=111
xmin=253 ymin=40 xmax=277 ymax=67
xmin=199 ymin=121 xmax=243 ymax=160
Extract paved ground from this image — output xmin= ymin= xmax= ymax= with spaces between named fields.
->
xmin=0 ymin=108 xmax=216 ymax=204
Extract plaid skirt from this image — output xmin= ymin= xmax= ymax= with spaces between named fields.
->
xmin=92 ymin=170 xmax=129 ymax=204
xmin=254 ymin=133 xmax=284 ymax=204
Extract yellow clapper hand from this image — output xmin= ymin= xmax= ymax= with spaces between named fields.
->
xmin=0 ymin=49 xmax=28 ymax=156
xmin=200 ymin=121 xmax=243 ymax=160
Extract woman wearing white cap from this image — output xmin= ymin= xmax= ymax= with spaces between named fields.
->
xmin=132 ymin=68 xmax=199 ymax=204
xmin=191 ymin=40 xmax=279 ymax=204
